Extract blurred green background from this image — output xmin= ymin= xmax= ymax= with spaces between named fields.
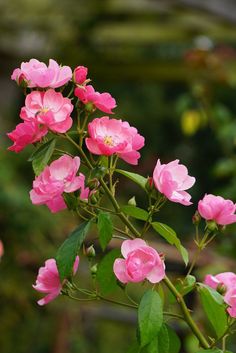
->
xmin=1 ymin=0 xmax=236 ymax=352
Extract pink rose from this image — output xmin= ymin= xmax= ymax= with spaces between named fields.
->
xmin=204 ymin=272 xmax=236 ymax=291
xmin=204 ymin=272 xmax=236 ymax=318
xmin=153 ymin=159 xmax=195 ymax=206
xmin=20 ymin=89 xmax=73 ymax=133
xmin=0 ymin=240 xmax=4 ymax=258
xmin=7 ymin=121 xmax=48 ymax=153
xmin=73 ymin=66 xmax=88 ymax=84
xmin=33 ymin=256 xmax=79 ymax=305
xmin=198 ymin=194 xmax=236 ymax=226
xmin=113 ymin=239 xmax=165 ymax=284
xmin=30 ymin=155 xmax=90 ymax=213
xmin=11 ymin=59 xmax=72 ymax=88
xmin=74 ymin=85 xmax=116 ymax=114
xmin=225 ymin=288 xmax=236 ymax=318
xmin=86 ymin=117 xmax=145 ymax=165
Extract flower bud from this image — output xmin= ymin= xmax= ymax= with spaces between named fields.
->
xmin=86 ymin=245 xmax=96 ymax=258
xmin=90 ymin=264 xmax=98 ymax=278
xmin=192 ymin=211 xmax=201 ymax=226
xmin=145 ymin=177 xmax=154 ymax=192
xmin=128 ymin=196 xmax=136 ymax=207
xmin=216 ymin=283 xmax=227 ymax=296
xmin=73 ymin=66 xmax=88 ymax=85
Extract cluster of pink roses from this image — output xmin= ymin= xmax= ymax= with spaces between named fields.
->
xmin=205 ymin=272 xmax=236 ymax=318
xmin=8 ymin=59 xmax=236 ymax=311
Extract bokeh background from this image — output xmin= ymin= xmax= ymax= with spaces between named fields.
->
xmin=1 ymin=0 xmax=236 ymax=352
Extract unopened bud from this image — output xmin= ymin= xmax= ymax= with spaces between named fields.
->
xmin=89 ymin=192 xmax=99 ymax=205
xmin=192 ymin=211 xmax=201 ymax=225
xmin=86 ymin=245 xmax=96 ymax=258
xmin=216 ymin=283 xmax=227 ymax=295
xmin=206 ymin=220 xmax=218 ymax=232
xmin=145 ymin=177 xmax=154 ymax=192
xmin=90 ymin=264 xmax=98 ymax=277
xmin=128 ymin=196 xmax=136 ymax=207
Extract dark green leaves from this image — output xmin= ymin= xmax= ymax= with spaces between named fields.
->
xmin=138 ymin=290 xmax=163 ymax=347
xmin=116 ymin=169 xmax=147 ymax=190
xmin=198 ymin=284 xmax=228 ymax=338
xmin=166 ymin=325 xmax=181 ymax=353
xmin=151 ymin=222 xmax=188 ymax=265
xmin=56 ymin=221 xmax=91 ymax=282
xmin=29 ymin=138 xmax=56 ymax=175
xmin=196 ymin=349 xmax=223 ymax=353
xmin=121 ymin=205 xmax=149 ymax=221
xmin=97 ymin=248 xmax=121 ymax=295
xmin=97 ymin=211 xmax=113 ymax=251
xmin=145 ymin=324 xmax=169 ymax=353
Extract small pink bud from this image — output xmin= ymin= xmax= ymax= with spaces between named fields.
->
xmin=73 ymin=66 xmax=88 ymax=85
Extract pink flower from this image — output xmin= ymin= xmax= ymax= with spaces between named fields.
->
xmin=20 ymin=89 xmax=73 ymax=133
xmin=0 ymin=240 xmax=4 ymax=258
xmin=30 ymin=155 xmax=90 ymax=213
xmin=7 ymin=121 xmax=47 ymax=153
xmin=86 ymin=117 xmax=145 ymax=165
xmin=153 ymin=159 xmax=195 ymax=206
xmin=74 ymin=85 xmax=116 ymax=114
xmin=225 ymin=288 xmax=236 ymax=318
xmin=33 ymin=256 xmax=79 ymax=305
xmin=73 ymin=66 xmax=88 ymax=84
xmin=204 ymin=272 xmax=236 ymax=291
xmin=204 ymin=272 xmax=236 ymax=318
xmin=113 ymin=239 xmax=165 ymax=284
xmin=198 ymin=194 xmax=236 ymax=226
xmin=11 ymin=59 xmax=72 ymax=88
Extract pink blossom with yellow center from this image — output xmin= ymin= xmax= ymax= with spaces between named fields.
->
xmin=20 ymin=89 xmax=73 ymax=133
xmin=86 ymin=116 xmax=145 ymax=165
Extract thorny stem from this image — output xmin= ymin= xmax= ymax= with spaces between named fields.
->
xmin=164 ymin=276 xmax=210 ymax=349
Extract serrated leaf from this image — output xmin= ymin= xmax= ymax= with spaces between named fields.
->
xmin=97 ymin=212 xmax=113 ymax=251
xmin=116 ymin=169 xmax=147 ymax=190
xmin=166 ymin=325 xmax=181 ymax=353
xmin=31 ymin=139 xmax=56 ymax=175
xmin=198 ymin=284 xmax=228 ymax=338
xmin=121 ymin=205 xmax=149 ymax=221
xmin=151 ymin=222 xmax=188 ymax=265
xmin=56 ymin=221 xmax=91 ymax=282
xmin=97 ymin=249 xmax=121 ymax=295
xmin=138 ymin=290 xmax=163 ymax=347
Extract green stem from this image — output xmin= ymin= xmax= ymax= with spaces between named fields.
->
xmin=97 ymin=295 xmax=137 ymax=309
xmin=163 ymin=276 xmax=210 ymax=349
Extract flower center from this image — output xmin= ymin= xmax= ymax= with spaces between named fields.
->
xmin=104 ymin=136 xmax=114 ymax=146
xmin=40 ymin=107 xmax=49 ymax=114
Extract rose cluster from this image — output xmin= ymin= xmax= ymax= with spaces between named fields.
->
xmin=8 ymin=59 xmax=236 ymax=310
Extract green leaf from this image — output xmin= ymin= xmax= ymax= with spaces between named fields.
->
xmin=56 ymin=221 xmax=91 ymax=282
xmin=145 ymin=324 xmax=169 ymax=353
xmin=116 ymin=169 xmax=147 ymax=190
xmin=198 ymin=284 xmax=228 ymax=338
xmin=30 ymin=139 xmax=56 ymax=175
xmin=97 ymin=212 xmax=113 ymax=251
xmin=97 ymin=248 xmax=121 ymax=295
xmin=166 ymin=325 xmax=181 ymax=353
xmin=151 ymin=222 xmax=189 ymax=265
xmin=121 ymin=205 xmax=149 ymax=221
xmin=138 ymin=290 xmax=163 ymax=347
xmin=196 ymin=349 xmax=223 ymax=353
